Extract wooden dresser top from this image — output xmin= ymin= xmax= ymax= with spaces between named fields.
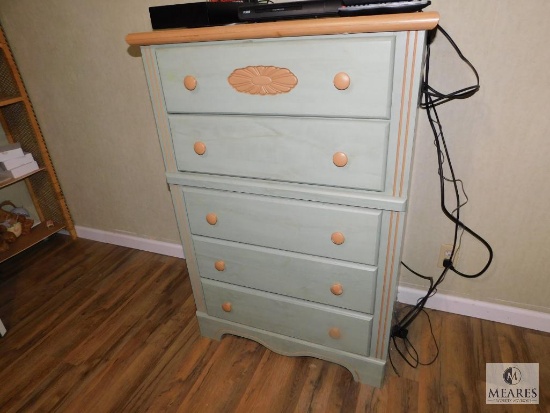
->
xmin=126 ymin=11 xmax=439 ymax=46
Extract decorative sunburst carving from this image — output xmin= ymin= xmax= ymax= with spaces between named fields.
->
xmin=227 ymin=66 xmax=298 ymax=95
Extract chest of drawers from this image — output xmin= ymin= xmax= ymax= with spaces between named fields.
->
xmin=127 ymin=13 xmax=439 ymax=387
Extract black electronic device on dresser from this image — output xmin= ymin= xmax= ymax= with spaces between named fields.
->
xmin=149 ymin=0 xmax=431 ymax=29
xmin=238 ymin=0 xmax=341 ymax=22
xmin=149 ymin=2 xmax=243 ymax=29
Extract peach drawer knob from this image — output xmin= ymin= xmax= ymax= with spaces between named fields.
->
xmin=329 ymin=327 xmax=341 ymax=339
xmin=214 ymin=260 xmax=225 ymax=272
xmin=333 ymin=72 xmax=350 ymax=90
xmin=333 ymin=152 xmax=348 ymax=167
xmin=206 ymin=213 xmax=218 ymax=225
xmin=330 ymin=283 xmax=343 ymax=296
xmin=184 ymin=75 xmax=197 ymax=91
xmin=331 ymin=232 xmax=345 ymax=245
xmin=222 ymin=302 xmax=232 ymax=312
xmin=194 ymin=141 xmax=206 ymax=155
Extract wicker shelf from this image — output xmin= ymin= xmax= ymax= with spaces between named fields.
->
xmin=0 ymin=221 xmax=65 ymax=263
xmin=0 ymin=96 xmax=23 ymax=107
xmin=0 ymin=26 xmax=76 ymax=268
xmin=0 ymin=166 xmax=44 ymax=189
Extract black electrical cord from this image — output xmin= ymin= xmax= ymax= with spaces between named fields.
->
xmin=390 ymin=24 xmax=494 ymax=372
xmin=423 ymin=27 xmax=493 ymax=279
xmin=420 ymin=26 xmax=480 ymax=108
xmin=389 ymin=309 xmax=439 ymax=376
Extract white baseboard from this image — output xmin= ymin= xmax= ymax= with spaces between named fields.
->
xmin=398 ymin=286 xmax=550 ymax=333
xmin=75 ymin=226 xmax=184 ymax=259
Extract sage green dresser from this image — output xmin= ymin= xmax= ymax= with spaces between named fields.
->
xmin=127 ymin=12 xmax=439 ymax=387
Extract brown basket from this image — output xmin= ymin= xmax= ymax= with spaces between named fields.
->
xmin=0 ymin=200 xmax=34 ymax=235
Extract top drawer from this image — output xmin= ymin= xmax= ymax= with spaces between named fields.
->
xmin=155 ymin=34 xmax=396 ymax=118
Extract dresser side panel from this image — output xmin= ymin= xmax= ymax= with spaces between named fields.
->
xmin=141 ymin=46 xmax=177 ymax=174
xmin=142 ymin=46 xmax=206 ymax=312
xmin=371 ymin=31 xmax=427 ymax=360
xmin=170 ymin=186 xmax=206 ymax=312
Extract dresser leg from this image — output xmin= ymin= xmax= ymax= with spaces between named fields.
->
xmin=0 ymin=318 xmax=6 ymax=337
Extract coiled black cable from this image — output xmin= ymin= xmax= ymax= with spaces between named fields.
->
xmin=390 ymin=24 xmax=494 ymax=372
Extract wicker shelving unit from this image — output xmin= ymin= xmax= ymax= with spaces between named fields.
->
xmin=0 ymin=27 xmax=76 ymax=265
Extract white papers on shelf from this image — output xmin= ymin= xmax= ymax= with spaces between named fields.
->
xmin=0 ymin=152 xmax=34 ymax=171
xmin=0 ymin=143 xmax=40 ymax=182
xmin=0 ymin=142 xmax=24 ymax=162
xmin=0 ymin=160 xmax=39 ymax=181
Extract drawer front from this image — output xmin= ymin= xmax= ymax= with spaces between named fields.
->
xmin=202 ymin=279 xmax=372 ymax=355
xmin=171 ymin=115 xmax=389 ymax=191
xmin=183 ymin=187 xmax=382 ymax=265
xmin=155 ymin=34 xmax=395 ymax=118
xmin=194 ymin=237 xmax=377 ymax=313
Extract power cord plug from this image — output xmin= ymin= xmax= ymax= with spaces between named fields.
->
xmin=391 ymin=325 xmax=409 ymax=339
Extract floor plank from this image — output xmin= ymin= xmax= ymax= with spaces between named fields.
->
xmin=0 ymin=235 xmax=548 ymax=412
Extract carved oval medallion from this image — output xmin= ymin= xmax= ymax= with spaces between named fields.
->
xmin=228 ymin=66 xmax=298 ymax=95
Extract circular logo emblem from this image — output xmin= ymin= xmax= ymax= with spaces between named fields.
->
xmin=503 ymin=366 xmax=522 ymax=385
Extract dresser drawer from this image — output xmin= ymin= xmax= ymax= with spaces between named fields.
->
xmin=183 ymin=187 xmax=382 ymax=265
xmin=202 ymin=279 xmax=372 ymax=355
xmin=155 ymin=34 xmax=395 ymax=118
xmin=171 ymin=115 xmax=389 ymax=191
xmin=193 ymin=237 xmax=377 ymax=313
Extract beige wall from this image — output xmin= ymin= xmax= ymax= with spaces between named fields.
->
xmin=402 ymin=0 xmax=550 ymax=313
xmin=0 ymin=0 xmax=181 ymax=243
xmin=0 ymin=1 xmax=548 ymax=313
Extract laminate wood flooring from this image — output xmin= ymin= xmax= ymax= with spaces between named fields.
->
xmin=0 ymin=236 xmax=548 ymax=412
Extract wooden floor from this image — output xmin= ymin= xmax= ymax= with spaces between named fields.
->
xmin=0 ymin=236 xmax=548 ymax=413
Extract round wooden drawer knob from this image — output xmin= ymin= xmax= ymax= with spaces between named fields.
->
xmin=329 ymin=327 xmax=341 ymax=339
xmin=330 ymin=283 xmax=343 ymax=296
xmin=215 ymin=260 xmax=225 ymax=271
xmin=333 ymin=72 xmax=350 ymax=90
xmin=222 ymin=302 xmax=232 ymax=312
xmin=333 ymin=152 xmax=348 ymax=167
xmin=184 ymin=75 xmax=197 ymax=91
xmin=331 ymin=232 xmax=345 ymax=245
xmin=194 ymin=141 xmax=206 ymax=155
xmin=206 ymin=213 xmax=218 ymax=225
